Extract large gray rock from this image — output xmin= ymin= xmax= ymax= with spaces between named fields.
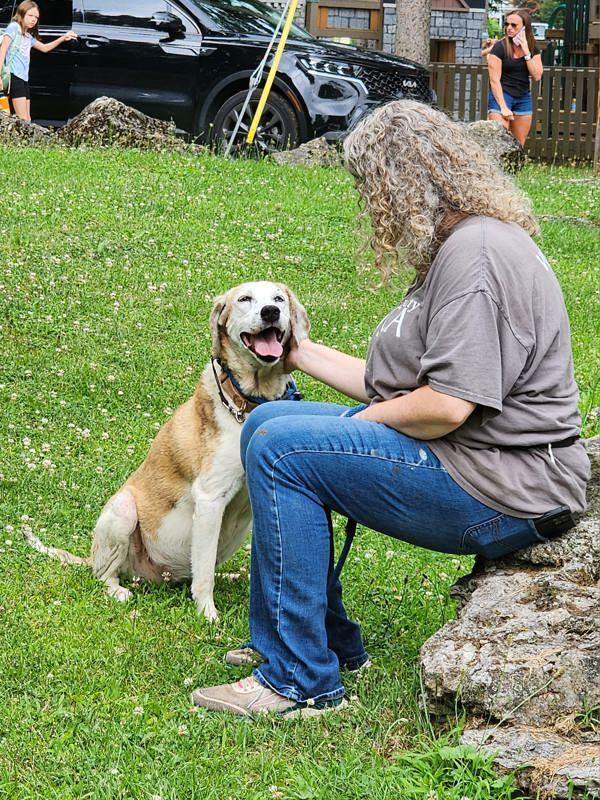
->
xmin=421 ymin=436 xmax=599 ymax=797
xmin=271 ymin=136 xmax=342 ymax=168
xmin=466 ymin=119 xmax=525 ymax=173
xmin=0 ymin=112 xmax=51 ymax=144
xmin=57 ymin=96 xmax=183 ymax=150
xmin=462 ymin=727 xmax=599 ymax=799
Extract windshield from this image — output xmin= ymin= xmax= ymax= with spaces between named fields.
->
xmin=186 ymin=0 xmax=314 ymax=38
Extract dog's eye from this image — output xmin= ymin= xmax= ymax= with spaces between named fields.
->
xmin=273 ymin=295 xmax=285 ymax=303
xmin=237 ymin=296 xmax=252 ymax=303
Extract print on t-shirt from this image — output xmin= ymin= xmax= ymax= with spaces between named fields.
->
xmin=374 ymin=298 xmax=421 ymax=339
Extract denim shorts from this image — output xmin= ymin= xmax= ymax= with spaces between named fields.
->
xmin=488 ymin=89 xmax=532 ymax=116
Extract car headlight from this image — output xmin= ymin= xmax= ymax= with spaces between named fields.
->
xmin=297 ymin=56 xmax=362 ymax=79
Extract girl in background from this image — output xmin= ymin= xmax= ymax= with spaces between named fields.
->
xmin=0 ymin=1 xmax=76 ymax=121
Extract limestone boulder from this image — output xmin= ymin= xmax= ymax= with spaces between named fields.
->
xmin=57 ymin=96 xmax=183 ymax=150
xmin=420 ymin=436 xmax=599 ymax=797
xmin=0 ymin=112 xmax=51 ymax=144
xmin=271 ymin=137 xmax=343 ymax=168
xmin=466 ymin=119 xmax=525 ymax=173
xmin=462 ymin=727 xmax=599 ymax=799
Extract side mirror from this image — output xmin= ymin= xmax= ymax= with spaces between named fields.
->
xmin=150 ymin=11 xmax=185 ymax=38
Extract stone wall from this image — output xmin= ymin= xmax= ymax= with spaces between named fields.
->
xmin=261 ymin=0 xmax=487 ymax=64
xmin=383 ymin=3 xmax=487 ymax=63
xmin=260 ymin=0 xmax=307 ymax=26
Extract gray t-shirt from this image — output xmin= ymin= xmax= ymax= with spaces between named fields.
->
xmin=364 ymin=216 xmax=590 ymax=517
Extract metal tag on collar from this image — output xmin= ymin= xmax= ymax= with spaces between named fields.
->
xmin=219 ymin=394 xmax=245 ymax=424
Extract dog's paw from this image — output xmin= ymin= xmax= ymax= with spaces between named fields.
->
xmin=194 ymin=594 xmax=219 ymax=622
xmin=108 ymin=585 xmax=132 ymax=603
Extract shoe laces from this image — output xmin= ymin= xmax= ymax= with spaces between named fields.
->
xmin=234 ymin=675 xmax=261 ymax=693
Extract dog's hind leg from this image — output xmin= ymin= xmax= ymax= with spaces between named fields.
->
xmin=92 ymin=489 xmax=137 ymax=602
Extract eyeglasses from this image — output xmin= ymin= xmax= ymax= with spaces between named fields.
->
xmin=505 ymin=22 xmax=520 ymax=27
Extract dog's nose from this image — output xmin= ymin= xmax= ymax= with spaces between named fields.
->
xmin=260 ymin=305 xmax=280 ymax=324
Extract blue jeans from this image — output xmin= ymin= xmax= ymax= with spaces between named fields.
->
xmin=241 ymin=401 xmax=544 ymax=703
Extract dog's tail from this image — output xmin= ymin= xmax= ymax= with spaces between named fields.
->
xmin=22 ymin=529 xmax=91 ymax=566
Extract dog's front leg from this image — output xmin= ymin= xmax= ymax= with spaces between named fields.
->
xmin=190 ymin=479 xmax=243 ymax=621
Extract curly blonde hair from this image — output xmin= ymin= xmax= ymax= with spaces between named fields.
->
xmin=343 ymin=100 xmax=539 ymax=282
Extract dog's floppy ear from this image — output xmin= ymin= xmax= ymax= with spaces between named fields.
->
xmin=210 ymin=292 xmax=230 ymax=357
xmin=284 ymin=285 xmax=310 ymax=346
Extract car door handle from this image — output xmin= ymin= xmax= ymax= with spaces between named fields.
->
xmin=81 ymin=35 xmax=109 ymax=48
xmin=159 ymin=42 xmax=216 ymax=56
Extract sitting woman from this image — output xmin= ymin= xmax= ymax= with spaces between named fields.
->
xmin=192 ymin=100 xmax=589 ymax=717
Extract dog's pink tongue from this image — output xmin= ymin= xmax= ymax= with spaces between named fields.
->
xmin=252 ymin=329 xmax=283 ymax=358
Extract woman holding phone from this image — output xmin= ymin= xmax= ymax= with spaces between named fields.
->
xmin=487 ymin=9 xmax=543 ymax=145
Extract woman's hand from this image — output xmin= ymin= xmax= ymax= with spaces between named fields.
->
xmin=283 ymin=339 xmax=369 ymax=402
xmin=501 ymin=106 xmax=514 ymax=120
xmin=481 ymin=37 xmax=496 ymax=57
xmin=63 ymin=31 xmax=78 ymax=41
xmin=283 ymin=337 xmax=303 ymax=373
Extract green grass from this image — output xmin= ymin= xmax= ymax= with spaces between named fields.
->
xmin=0 ymin=148 xmax=598 ymax=800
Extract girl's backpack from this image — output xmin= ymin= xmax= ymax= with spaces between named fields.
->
xmin=1 ymin=29 xmax=22 ymax=95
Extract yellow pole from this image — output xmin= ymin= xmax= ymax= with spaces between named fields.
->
xmin=246 ymin=0 xmax=299 ymax=145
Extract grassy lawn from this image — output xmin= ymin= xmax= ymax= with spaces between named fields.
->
xmin=0 ymin=147 xmax=598 ymax=800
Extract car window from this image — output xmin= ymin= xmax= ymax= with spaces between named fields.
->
xmin=185 ymin=0 xmax=313 ymax=38
xmin=0 ymin=1 xmax=15 ymax=25
xmin=36 ymin=0 xmax=73 ymax=26
xmin=83 ymin=0 xmax=188 ymax=29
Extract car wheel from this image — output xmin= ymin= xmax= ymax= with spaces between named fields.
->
xmin=211 ymin=90 xmax=300 ymax=153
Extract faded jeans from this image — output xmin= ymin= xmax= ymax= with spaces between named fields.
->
xmin=241 ymin=401 xmax=544 ymax=703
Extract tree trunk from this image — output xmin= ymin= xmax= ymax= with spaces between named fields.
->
xmin=394 ymin=0 xmax=432 ymax=66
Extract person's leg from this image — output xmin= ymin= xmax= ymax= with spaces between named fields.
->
xmin=508 ymin=92 xmax=533 ymax=146
xmin=11 ymin=95 xmax=28 ymax=120
xmin=509 ymin=113 xmax=532 ymax=146
xmin=240 ymin=401 xmax=369 ymax=668
xmin=240 ymin=400 xmax=352 ymax=467
xmin=244 ymin=415 xmax=542 ymax=703
xmin=9 ymin=76 xmax=30 ymax=121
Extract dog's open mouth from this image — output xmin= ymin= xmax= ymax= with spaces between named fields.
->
xmin=241 ymin=328 xmax=284 ymax=362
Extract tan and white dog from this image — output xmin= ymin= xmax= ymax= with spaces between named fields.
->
xmin=25 ymin=281 xmax=309 ymax=620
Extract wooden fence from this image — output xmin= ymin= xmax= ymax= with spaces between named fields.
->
xmin=430 ymin=64 xmax=599 ymax=161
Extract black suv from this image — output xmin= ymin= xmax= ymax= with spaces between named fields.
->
xmin=0 ymin=0 xmax=433 ymax=150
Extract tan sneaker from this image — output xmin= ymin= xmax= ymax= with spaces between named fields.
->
xmin=191 ymin=675 xmax=347 ymax=718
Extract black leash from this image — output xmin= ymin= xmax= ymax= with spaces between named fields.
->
xmin=325 ymin=509 xmax=357 ymax=593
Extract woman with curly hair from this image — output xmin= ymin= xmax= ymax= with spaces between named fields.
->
xmin=192 ymin=101 xmax=590 ymax=717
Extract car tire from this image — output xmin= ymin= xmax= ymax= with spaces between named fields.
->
xmin=211 ymin=89 xmax=300 ymax=153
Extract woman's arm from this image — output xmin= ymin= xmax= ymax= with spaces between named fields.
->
xmin=481 ymin=37 xmax=497 ymax=58
xmin=289 ymin=339 xmax=369 ymax=402
xmin=487 ymin=54 xmax=513 ymax=119
xmin=32 ymin=30 xmax=77 ymax=53
xmin=353 ymin=384 xmax=475 ymax=439
xmin=523 ymin=53 xmax=543 ymax=82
